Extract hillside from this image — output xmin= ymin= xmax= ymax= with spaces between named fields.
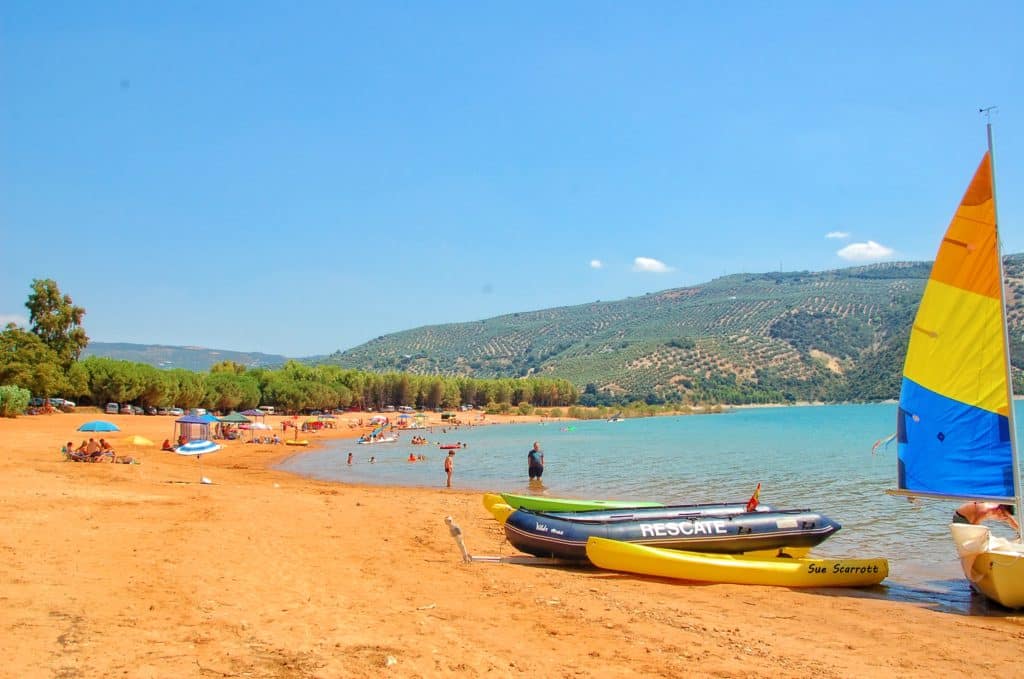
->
xmin=319 ymin=256 xmax=1024 ymax=403
xmin=82 ymin=342 xmax=290 ymax=372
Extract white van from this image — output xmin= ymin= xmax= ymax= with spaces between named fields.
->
xmin=105 ymin=403 xmax=119 ymax=414
xmin=259 ymin=405 xmax=275 ymax=415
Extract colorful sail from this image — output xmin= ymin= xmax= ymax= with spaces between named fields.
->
xmin=897 ymin=152 xmax=1016 ymax=500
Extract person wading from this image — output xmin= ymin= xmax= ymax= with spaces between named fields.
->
xmin=528 ymin=441 xmax=544 ymax=481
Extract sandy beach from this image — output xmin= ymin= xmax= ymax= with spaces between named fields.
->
xmin=2 ymin=410 xmax=1023 ymax=678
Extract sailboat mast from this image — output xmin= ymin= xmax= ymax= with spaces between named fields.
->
xmin=987 ymin=120 xmax=1024 ymax=533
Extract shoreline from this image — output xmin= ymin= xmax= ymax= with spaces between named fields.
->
xmin=2 ymin=410 xmax=1023 ymax=677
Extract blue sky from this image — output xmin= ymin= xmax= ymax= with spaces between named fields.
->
xmin=3 ymin=2 xmax=1022 ymax=356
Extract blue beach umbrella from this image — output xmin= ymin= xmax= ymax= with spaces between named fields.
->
xmin=78 ymin=420 xmax=120 ymax=432
xmin=175 ymin=439 xmax=222 ymax=484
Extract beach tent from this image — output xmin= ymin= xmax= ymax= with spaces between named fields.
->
xmin=219 ymin=412 xmax=252 ymax=424
xmin=174 ymin=415 xmax=212 ymax=443
xmin=241 ymin=409 xmax=266 ymax=421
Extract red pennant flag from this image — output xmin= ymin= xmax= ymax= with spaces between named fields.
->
xmin=745 ymin=482 xmax=761 ymax=512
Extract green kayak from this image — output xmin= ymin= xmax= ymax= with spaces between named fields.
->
xmin=498 ymin=492 xmax=663 ymax=512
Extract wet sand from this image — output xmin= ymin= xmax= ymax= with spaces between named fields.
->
xmin=2 ymin=410 xmax=1022 ymax=678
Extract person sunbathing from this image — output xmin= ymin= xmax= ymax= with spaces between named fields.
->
xmin=162 ymin=439 xmax=175 ymax=451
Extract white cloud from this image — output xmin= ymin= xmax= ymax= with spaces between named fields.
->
xmin=589 ymin=259 xmax=603 ymax=269
xmin=632 ymin=256 xmax=673 ymax=273
xmin=837 ymin=240 xmax=895 ymax=262
xmin=826 ymin=231 xmax=850 ymax=240
xmin=0 ymin=314 xmax=27 ymax=327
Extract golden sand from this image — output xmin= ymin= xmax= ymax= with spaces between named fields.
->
xmin=1 ymin=410 xmax=1022 ymax=677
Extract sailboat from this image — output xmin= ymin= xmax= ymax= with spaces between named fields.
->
xmin=893 ymin=121 xmax=1024 ymax=608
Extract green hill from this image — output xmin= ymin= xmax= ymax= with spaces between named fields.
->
xmin=82 ymin=342 xmax=289 ymax=372
xmin=319 ymin=256 xmax=1024 ymax=404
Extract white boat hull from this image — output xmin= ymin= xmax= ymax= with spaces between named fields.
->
xmin=950 ymin=523 xmax=1024 ymax=609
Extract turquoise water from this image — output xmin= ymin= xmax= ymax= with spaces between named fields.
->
xmin=278 ymin=403 xmax=1024 ymax=613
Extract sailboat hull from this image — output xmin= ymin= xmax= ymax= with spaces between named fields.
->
xmin=950 ymin=523 xmax=1024 ymax=609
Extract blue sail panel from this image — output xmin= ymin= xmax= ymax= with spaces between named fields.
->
xmin=898 ymin=378 xmax=1015 ymax=498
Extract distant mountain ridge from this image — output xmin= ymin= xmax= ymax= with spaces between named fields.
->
xmin=84 ymin=255 xmax=1024 ymax=403
xmin=319 ymin=255 xmax=1024 ymax=403
xmin=82 ymin=342 xmax=290 ymax=372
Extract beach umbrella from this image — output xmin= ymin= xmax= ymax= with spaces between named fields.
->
xmin=78 ymin=420 xmax=120 ymax=432
xmin=175 ymin=439 xmax=222 ymax=484
xmin=247 ymin=421 xmax=272 ymax=442
xmin=121 ymin=435 xmax=154 ymax=463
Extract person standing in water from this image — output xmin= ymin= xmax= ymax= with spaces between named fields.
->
xmin=444 ymin=450 xmax=455 ymax=487
xmin=527 ymin=441 xmax=544 ymax=481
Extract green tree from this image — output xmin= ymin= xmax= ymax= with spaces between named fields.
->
xmin=25 ymin=279 xmax=88 ymax=370
xmin=210 ymin=360 xmax=248 ymax=375
xmin=0 ymin=384 xmax=31 ymax=417
xmin=0 ymin=325 xmax=67 ymax=397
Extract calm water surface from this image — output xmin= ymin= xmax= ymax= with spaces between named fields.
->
xmin=278 ymin=403 xmax=1024 ymax=614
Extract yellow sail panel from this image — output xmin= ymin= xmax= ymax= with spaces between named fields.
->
xmin=903 ymin=279 xmax=1008 ymax=415
xmin=929 ymin=153 xmax=999 ymax=300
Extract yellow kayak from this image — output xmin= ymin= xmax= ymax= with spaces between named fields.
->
xmin=482 ymin=493 xmax=516 ymax=523
xmin=586 ymin=537 xmax=888 ymax=588
xmin=285 ymin=440 xmax=309 ymax=446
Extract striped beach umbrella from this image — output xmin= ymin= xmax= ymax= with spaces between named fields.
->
xmin=175 ymin=439 xmax=221 ymax=484
xmin=175 ymin=440 xmax=222 ymax=456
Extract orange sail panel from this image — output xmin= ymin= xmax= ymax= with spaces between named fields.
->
xmin=928 ymin=153 xmax=999 ymax=299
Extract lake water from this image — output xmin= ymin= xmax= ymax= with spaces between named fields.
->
xmin=278 ymin=403 xmax=1024 ymax=613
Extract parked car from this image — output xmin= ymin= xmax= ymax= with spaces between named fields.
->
xmin=120 ymin=405 xmax=134 ymax=415
xmin=29 ymin=397 xmax=45 ymax=407
xmin=105 ymin=402 xmax=120 ymax=414
xmin=132 ymin=406 xmax=144 ymax=415
xmin=145 ymin=406 xmax=158 ymax=416
xmin=168 ymin=407 xmax=184 ymax=416
xmin=157 ymin=407 xmax=170 ymax=416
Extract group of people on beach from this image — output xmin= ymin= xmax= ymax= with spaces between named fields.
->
xmin=64 ymin=438 xmax=115 ymax=462
xmin=62 ymin=438 xmax=137 ymax=464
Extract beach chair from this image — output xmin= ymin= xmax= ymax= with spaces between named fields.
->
xmin=62 ymin=448 xmax=90 ymax=462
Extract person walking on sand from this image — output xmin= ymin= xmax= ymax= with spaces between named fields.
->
xmin=444 ymin=450 xmax=455 ymax=487
xmin=528 ymin=441 xmax=544 ymax=481
xmin=953 ymin=501 xmax=1019 ymax=531
xmin=347 ymin=452 xmax=353 ymax=465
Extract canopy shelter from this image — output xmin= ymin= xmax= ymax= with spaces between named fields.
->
xmin=242 ymin=421 xmax=272 ymax=442
xmin=219 ymin=412 xmax=252 ymax=424
xmin=241 ymin=409 xmax=266 ymax=421
xmin=174 ymin=415 xmax=211 ymax=443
